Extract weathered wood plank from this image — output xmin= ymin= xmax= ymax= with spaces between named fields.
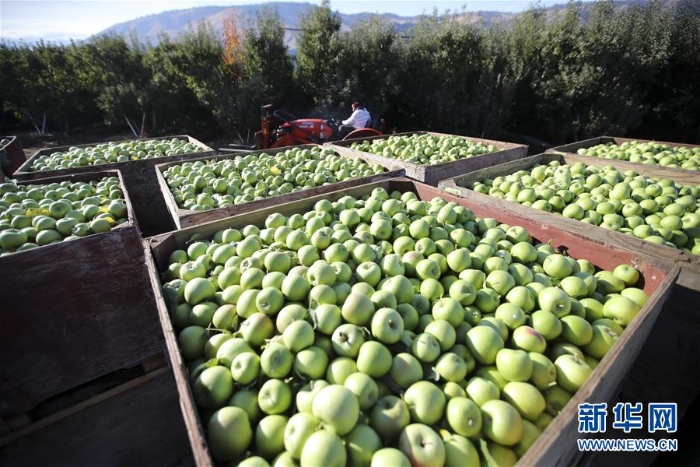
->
xmin=0 ymin=171 xmax=163 ymax=418
xmin=0 ymin=226 xmax=164 ymax=417
xmin=0 ymin=368 xmax=193 ymax=467
xmin=0 ymin=356 xmax=166 ymax=447
xmin=147 ymin=177 xmax=677 ymax=466
xmin=0 ymin=135 xmax=27 ymax=176
xmin=145 ymin=242 xmax=211 ymax=467
xmin=119 ymin=162 xmax=177 ymax=236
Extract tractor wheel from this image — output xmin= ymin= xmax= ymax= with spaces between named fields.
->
xmin=343 ymin=128 xmax=382 ymax=141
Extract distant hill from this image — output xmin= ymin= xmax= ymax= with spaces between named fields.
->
xmin=96 ymin=1 xmax=523 ymax=52
xmin=94 ymin=0 xmax=687 ymax=53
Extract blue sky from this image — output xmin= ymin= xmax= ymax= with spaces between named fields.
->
xmin=0 ymin=0 xmax=566 ymax=42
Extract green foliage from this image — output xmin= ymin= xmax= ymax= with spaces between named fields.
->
xmin=1 ymin=41 xmax=86 ymax=133
xmin=236 ymin=7 xmax=294 ymax=134
xmin=333 ymin=17 xmax=401 ymax=123
xmin=145 ymin=23 xmax=227 ymax=135
xmin=393 ymin=10 xmax=491 ymax=134
xmin=294 ymin=0 xmax=343 ymax=112
xmin=1 ymin=0 xmax=698 ymax=145
xmin=70 ymin=34 xmax=148 ymax=131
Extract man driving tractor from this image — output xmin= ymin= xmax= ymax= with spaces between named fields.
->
xmin=242 ymin=103 xmax=382 ymax=151
xmin=339 ymin=102 xmax=372 ymax=138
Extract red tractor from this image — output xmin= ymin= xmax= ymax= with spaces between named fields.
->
xmin=230 ymin=104 xmax=383 ymax=151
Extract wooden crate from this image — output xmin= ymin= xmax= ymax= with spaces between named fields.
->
xmin=437 ymin=152 xmax=700 ymax=290
xmin=547 ymin=136 xmax=700 ymax=175
xmin=155 ymin=144 xmax=405 ymax=229
xmin=0 ymin=357 xmax=193 ymax=467
xmin=439 ymin=155 xmax=700 ymax=464
xmin=0 ymin=136 xmax=27 ymax=177
xmin=12 ymin=135 xmax=215 ymax=237
xmin=326 ymin=131 xmax=528 ymax=185
xmin=0 ymin=171 xmax=164 ymax=422
xmin=145 ymin=177 xmax=678 ymax=467
xmin=581 ymin=281 xmax=700 ymax=466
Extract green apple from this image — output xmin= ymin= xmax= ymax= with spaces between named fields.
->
xmin=465 ymin=376 xmax=500 ymax=407
xmin=398 ymin=424 xmax=446 ymax=467
xmin=357 ymin=340 xmax=393 ymax=378
xmin=554 ymin=354 xmax=593 ymax=393
xmin=312 ymin=385 xmax=360 ymax=435
xmin=372 ymin=307 xmax=405 ymax=344
xmin=583 ymin=324 xmax=620 ymax=359
xmin=370 ymin=395 xmax=411 ymax=441
xmin=404 ymin=381 xmax=447 ymax=425
xmin=537 ymin=287 xmax=571 ymax=317
xmin=442 ymin=432 xmax=480 ymax=467
xmin=560 ymin=314 xmax=593 ymax=346
xmin=543 ymin=385 xmax=573 ymax=417
xmin=284 ymin=412 xmax=318 ymax=459
xmin=207 ymin=407 xmax=253 ymax=461
xmin=255 ymin=414 xmax=288 ymax=460
xmin=390 ymin=352 xmax=424 ymax=389
xmin=529 ymin=352 xmax=557 ymax=390
xmin=542 ymin=254 xmax=573 ymax=279
xmin=496 ymin=348 xmax=533 ymax=382
xmin=300 ymin=429 xmax=346 ymax=467
xmin=445 ymin=396 xmax=482 ymax=437
xmin=502 ymin=381 xmax=546 ymax=422
xmin=511 ymin=325 xmax=547 ymax=353
xmin=346 ymin=424 xmax=383 ymax=466
xmin=480 ymin=399 xmax=524 ymax=446
xmin=603 ymin=294 xmax=641 ymax=326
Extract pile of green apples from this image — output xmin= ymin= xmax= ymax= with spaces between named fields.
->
xmin=0 ymin=177 xmax=129 ymax=255
xmin=162 ymin=146 xmax=385 ymax=212
xmin=30 ymin=138 xmax=208 ymax=172
xmin=350 ymin=134 xmax=500 ymax=166
xmin=576 ymin=140 xmax=700 ymax=171
xmin=468 ymin=161 xmax=700 ymax=255
xmin=161 ymin=188 xmax=649 ymax=466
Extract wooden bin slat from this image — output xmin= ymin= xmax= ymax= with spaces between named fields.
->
xmin=546 ymin=135 xmax=700 ymax=176
xmin=146 ymin=241 xmax=211 ymax=467
xmin=12 ymin=135 xmax=215 ymax=237
xmin=0 ymin=136 xmax=26 ymax=177
xmin=146 ymin=177 xmax=678 ymax=466
xmin=327 ymin=131 xmax=529 ymax=185
xmin=154 ymin=144 xmax=405 ymax=229
xmin=0 ymin=170 xmax=163 ymax=418
xmin=0 ymin=367 xmax=193 ymax=467
xmin=437 ymin=152 xmax=700 ymax=290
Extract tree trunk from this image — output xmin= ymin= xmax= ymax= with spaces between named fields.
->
xmin=125 ymin=115 xmax=138 ymax=138
xmin=25 ymin=110 xmax=42 ymax=135
xmin=140 ymin=112 xmax=147 ymax=137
